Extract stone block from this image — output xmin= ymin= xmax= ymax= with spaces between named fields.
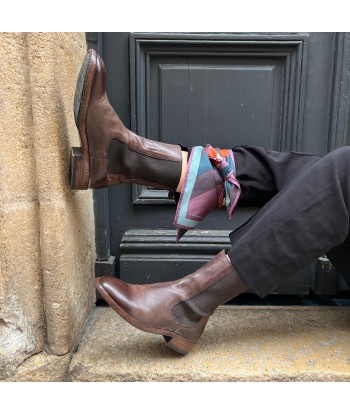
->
xmin=0 ymin=207 xmax=43 ymax=379
xmin=1 ymin=351 xmax=73 ymax=382
xmin=68 ymin=307 xmax=350 ymax=382
xmin=24 ymin=33 xmax=96 ymax=355
xmin=0 ymin=33 xmax=37 ymax=203
xmin=0 ymin=32 xmax=96 ymax=375
xmin=40 ymin=196 xmax=95 ymax=355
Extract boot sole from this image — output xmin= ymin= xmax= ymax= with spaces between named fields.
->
xmin=70 ymin=49 xmax=97 ymax=190
xmin=95 ymin=278 xmax=195 ymax=356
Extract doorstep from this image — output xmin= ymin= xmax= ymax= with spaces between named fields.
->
xmin=68 ymin=306 xmax=350 ymax=382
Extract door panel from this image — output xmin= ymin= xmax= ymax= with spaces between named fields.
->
xmin=94 ymin=32 xmax=350 ymax=294
xmin=153 ymin=60 xmax=283 ymax=148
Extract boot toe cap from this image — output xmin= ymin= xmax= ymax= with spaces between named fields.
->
xmin=95 ymin=276 xmax=134 ymax=313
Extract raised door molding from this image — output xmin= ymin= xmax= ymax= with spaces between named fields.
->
xmin=129 ymin=32 xmax=310 ymax=204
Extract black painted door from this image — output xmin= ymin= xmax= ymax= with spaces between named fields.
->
xmin=92 ymin=32 xmax=350 ymax=295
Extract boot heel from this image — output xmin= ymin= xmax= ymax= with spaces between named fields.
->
xmin=70 ymin=147 xmax=89 ymax=190
xmin=164 ymin=335 xmax=194 ymax=356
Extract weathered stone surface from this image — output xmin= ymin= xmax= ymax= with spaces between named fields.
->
xmin=0 ymin=208 xmax=44 ymax=379
xmin=69 ymin=307 xmax=350 ymax=382
xmin=39 ymin=196 xmax=96 ymax=355
xmin=25 ymin=33 xmax=96 ymax=355
xmin=0 ymin=32 xmax=96 ymax=376
xmin=0 ymin=33 xmax=44 ymax=379
xmin=1 ymin=351 xmax=73 ymax=382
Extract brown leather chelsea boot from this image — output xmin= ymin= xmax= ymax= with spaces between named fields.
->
xmin=95 ymin=250 xmax=248 ymax=355
xmin=71 ymin=49 xmax=183 ymax=190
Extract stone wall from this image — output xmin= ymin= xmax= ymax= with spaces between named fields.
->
xmin=0 ymin=32 xmax=96 ymax=379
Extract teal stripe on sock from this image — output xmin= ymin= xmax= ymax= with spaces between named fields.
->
xmin=177 ymin=146 xmax=203 ymax=229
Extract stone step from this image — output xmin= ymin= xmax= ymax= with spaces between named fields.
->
xmin=68 ymin=306 xmax=350 ymax=382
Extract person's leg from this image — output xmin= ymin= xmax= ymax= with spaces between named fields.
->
xmin=233 ymin=145 xmax=321 ymax=207
xmin=71 ymin=50 xmax=249 ymax=355
xmin=76 ymin=51 xmax=350 ymax=354
xmin=71 ymin=49 xmax=188 ymax=192
xmin=233 ymin=145 xmax=350 ymax=287
xmin=228 ymin=146 xmax=350 ymax=298
xmin=96 ymin=250 xmax=248 ymax=355
xmin=96 ymin=147 xmax=350 ymax=355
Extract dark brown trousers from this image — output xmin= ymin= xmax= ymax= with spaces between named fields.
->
xmin=228 ymin=146 xmax=350 ymax=298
